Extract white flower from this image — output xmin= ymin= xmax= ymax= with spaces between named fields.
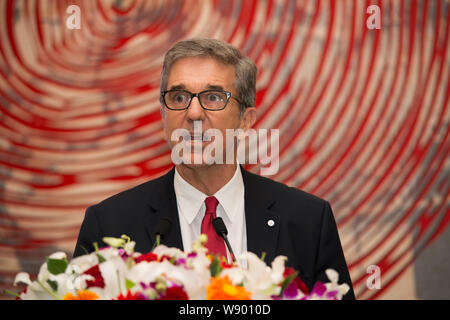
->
xmin=220 ymin=267 xmax=246 ymax=285
xmin=91 ymin=256 xmax=128 ymax=299
xmin=189 ymin=251 xmax=210 ymax=274
xmin=69 ymin=252 xmax=99 ymax=272
xmin=96 ymin=247 xmax=121 ymax=260
xmin=11 ymin=235 xmax=349 ymax=301
xmin=124 ymin=241 xmax=136 ymax=255
xmin=127 ymin=260 xmax=172 ymax=284
xmin=14 ymin=272 xmax=53 ymax=300
xmin=127 ymin=258 xmax=209 ymax=300
xmin=14 ymin=272 xmax=31 ymax=286
xmin=153 ymin=245 xmax=185 ymax=259
xmin=324 ymin=269 xmax=350 ymax=299
xmin=15 ymin=252 xmax=72 ymax=299
xmin=164 ymin=264 xmax=209 ymax=300
xmin=64 ymin=264 xmax=93 ymax=291
xmin=230 ymin=252 xmax=283 ymax=299
xmin=270 ymin=255 xmax=287 ymax=284
xmin=37 ymin=251 xmax=67 ymax=284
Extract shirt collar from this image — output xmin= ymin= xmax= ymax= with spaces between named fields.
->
xmin=214 ymin=165 xmax=244 ymax=223
xmin=173 ymin=165 xmax=244 ymax=224
xmin=174 ymin=168 xmax=207 ymax=225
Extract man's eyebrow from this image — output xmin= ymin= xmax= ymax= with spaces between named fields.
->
xmin=168 ymin=84 xmax=186 ymax=90
xmin=206 ymin=84 xmax=225 ymax=91
xmin=168 ymin=84 xmax=226 ymax=91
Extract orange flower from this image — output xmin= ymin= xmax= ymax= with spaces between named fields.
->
xmin=63 ymin=290 xmax=99 ymax=300
xmin=207 ymin=276 xmax=251 ymax=300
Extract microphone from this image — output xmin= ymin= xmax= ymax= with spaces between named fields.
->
xmin=212 ymin=217 xmax=236 ymax=262
xmin=152 ymin=218 xmax=172 ymax=250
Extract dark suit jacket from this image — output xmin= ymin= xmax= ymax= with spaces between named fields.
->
xmin=73 ymin=166 xmax=355 ymax=299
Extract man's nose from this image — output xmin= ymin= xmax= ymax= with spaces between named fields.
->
xmin=186 ymin=96 xmax=205 ymax=121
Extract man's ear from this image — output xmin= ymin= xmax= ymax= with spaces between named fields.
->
xmin=160 ymin=106 xmax=165 ymax=120
xmin=240 ymin=106 xmax=257 ymax=131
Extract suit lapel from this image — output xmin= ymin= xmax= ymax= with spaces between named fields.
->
xmin=144 ymin=167 xmax=184 ymax=251
xmin=241 ymin=167 xmax=280 ymax=264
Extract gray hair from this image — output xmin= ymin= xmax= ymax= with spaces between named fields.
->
xmin=160 ymin=38 xmax=257 ymax=113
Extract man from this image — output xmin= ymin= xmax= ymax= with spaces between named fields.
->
xmin=74 ymin=38 xmax=355 ymax=299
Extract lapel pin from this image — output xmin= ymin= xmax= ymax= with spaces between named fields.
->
xmin=267 ymin=219 xmax=275 ymax=227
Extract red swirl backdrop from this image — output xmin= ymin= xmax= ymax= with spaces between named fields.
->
xmin=0 ymin=0 xmax=449 ymax=299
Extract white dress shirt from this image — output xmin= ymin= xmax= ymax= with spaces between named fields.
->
xmin=173 ymin=165 xmax=247 ymax=267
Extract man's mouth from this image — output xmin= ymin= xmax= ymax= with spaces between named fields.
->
xmin=183 ymin=134 xmax=211 ymax=142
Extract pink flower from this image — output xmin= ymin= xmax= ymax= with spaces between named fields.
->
xmin=283 ymin=267 xmax=309 ymax=294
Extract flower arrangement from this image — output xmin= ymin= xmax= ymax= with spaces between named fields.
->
xmin=11 ymin=235 xmax=349 ymax=300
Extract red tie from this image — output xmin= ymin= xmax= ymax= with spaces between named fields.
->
xmin=201 ymin=196 xmax=227 ymax=258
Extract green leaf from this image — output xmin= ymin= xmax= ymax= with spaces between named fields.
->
xmin=47 ymin=279 xmax=58 ymax=291
xmin=260 ymin=252 xmax=266 ymax=262
xmin=92 ymin=241 xmax=106 ymax=263
xmin=3 ymin=289 xmax=21 ymax=299
xmin=37 ymin=280 xmax=61 ymax=300
xmin=210 ymin=256 xmax=223 ymax=277
xmin=79 ymin=245 xmax=89 ymax=255
xmin=96 ymin=253 xmax=106 ymax=263
xmin=46 ymin=258 xmax=68 ymax=275
xmin=125 ymin=278 xmax=136 ymax=290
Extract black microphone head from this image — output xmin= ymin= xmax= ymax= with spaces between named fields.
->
xmin=212 ymin=217 xmax=228 ymax=236
xmin=155 ymin=218 xmax=172 ymax=239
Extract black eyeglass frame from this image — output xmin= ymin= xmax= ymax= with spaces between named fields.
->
xmin=160 ymin=89 xmax=243 ymax=111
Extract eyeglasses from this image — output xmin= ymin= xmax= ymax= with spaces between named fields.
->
xmin=161 ymin=89 xmax=242 ymax=111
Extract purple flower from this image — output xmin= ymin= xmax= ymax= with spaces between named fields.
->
xmin=136 ymin=292 xmax=149 ymax=300
xmin=118 ymin=249 xmax=130 ymax=261
xmin=326 ymin=291 xmax=338 ymax=300
xmin=139 ymin=281 xmax=157 ymax=290
xmin=311 ymin=282 xmax=326 ymax=297
xmin=283 ymin=281 xmax=300 ymax=299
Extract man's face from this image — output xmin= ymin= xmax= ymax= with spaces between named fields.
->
xmin=161 ymin=56 xmax=256 ymax=167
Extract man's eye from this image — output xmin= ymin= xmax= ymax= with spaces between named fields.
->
xmin=172 ymin=94 xmax=187 ymax=103
xmin=207 ymin=94 xmax=222 ymax=102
